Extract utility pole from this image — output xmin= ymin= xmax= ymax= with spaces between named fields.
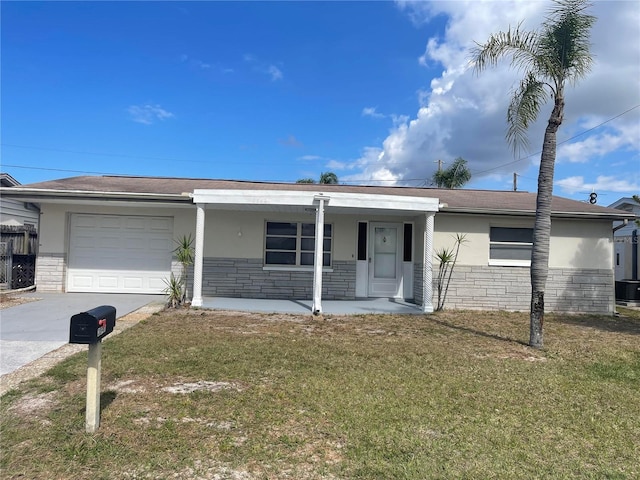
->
xmin=513 ymin=172 xmax=518 ymax=191
xmin=435 ymin=159 xmax=443 ymax=172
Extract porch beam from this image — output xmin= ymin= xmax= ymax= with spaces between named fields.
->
xmin=422 ymin=212 xmax=435 ymax=313
xmin=312 ymin=196 xmax=327 ymax=315
xmin=192 ymin=203 xmax=205 ymax=307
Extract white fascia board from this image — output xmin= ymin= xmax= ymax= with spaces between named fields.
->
xmin=192 ymin=189 xmax=440 ymax=213
xmin=0 ymin=188 xmax=191 ymax=207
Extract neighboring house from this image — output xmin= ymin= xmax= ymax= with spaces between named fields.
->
xmin=0 ymin=173 xmax=40 ymax=288
xmin=609 ymin=197 xmax=640 ymax=282
xmin=0 ymin=175 xmax=633 ymax=314
xmin=0 ymin=173 xmax=40 ymax=234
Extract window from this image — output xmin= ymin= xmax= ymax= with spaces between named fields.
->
xmin=403 ymin=223 xmax=413 ymax=262
xmin=357 ymin=222 xmax=367 ymax=261
xmin=489 ymin=227 xmax=533 ymax=266
xmin=265 ymin=222 xmax=332 ymax=267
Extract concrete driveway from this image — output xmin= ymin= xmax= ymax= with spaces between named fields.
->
xmin=0 ymin=292 xmax=163 ymax=375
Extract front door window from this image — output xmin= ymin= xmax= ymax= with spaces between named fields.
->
xmin=373 ymin=227 xmax=397 ymax=279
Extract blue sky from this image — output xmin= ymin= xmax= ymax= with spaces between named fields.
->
xmin=2 ymin=1 xmax=639 ymax=204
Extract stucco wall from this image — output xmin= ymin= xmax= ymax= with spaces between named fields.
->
xmin=427 ymin=213 xmax=614 ymax=270
xmin=200 ymin=209 xmax=418 ymax=262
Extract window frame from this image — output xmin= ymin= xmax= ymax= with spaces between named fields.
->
xmin=488 ymin=226 xmax=534 ymax=267
xmin=263 ymin=221 xmax=333 ymax=270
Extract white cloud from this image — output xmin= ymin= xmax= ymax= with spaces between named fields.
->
xmin=362 ymin=107 xmax=386 ymax=119
xmin=267 ymin=65 xmax=283 ymax=81
xmin=556 ymin=175 xmax=640 ymax=195
xmin=127 ymin=104 xmax=174 ymax=125
xmin=326 ymin=159 xmax=348 ymax=170
xmin=244 ymin=54 xmax=283 ymax=81
xmin=297 ymin=155 xmax=351 ymax=172
xmin=558 ymin=130 xmax=630 ymax=163
xmin=344 ymin=1 xmax=640 ymax=192
xmin=180 ymin=54 xmax=209 ymax=69
xmin=278 ymin=135 xmax=303 ymax=147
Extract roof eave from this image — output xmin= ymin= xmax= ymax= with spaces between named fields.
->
xmin=0 ymin=187 xmax=192 ymax=204
xmin=441 ymin=207 xmax=635 ymax=221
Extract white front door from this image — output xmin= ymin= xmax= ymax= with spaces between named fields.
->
xmin=368 ymin=222 xmax=402 ymax=297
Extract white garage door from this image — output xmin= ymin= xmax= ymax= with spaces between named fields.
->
xmin=68 ymin=214 xmax=173 ymax=293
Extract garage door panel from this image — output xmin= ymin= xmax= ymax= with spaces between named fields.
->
xmin=98 ymin=276 xmax=119 ymax=288
xmin=123 ymin=277 xmax=144 ymax=289
xmin=97 ymin=237 xmax=122 ymax=249
xmin=68 ymin=214 xmax=173 ymax=293
xmin=151 ymin=217 xmax=173 ymax=230
xmin=100 ymin=216 xmax=123 ymax=228
xmin=74 ymin=215 xmax=98 ymax=228
xmin=148 ymin=277 xmax=166 ymax=289
xmin=70 ymin=275 xmax=93 ymax=289
xmin=124 ymin=217 xmax=146 ymax=230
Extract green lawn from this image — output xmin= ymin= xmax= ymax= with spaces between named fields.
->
xmin=2 ymin=308 xmax=639 ymax=479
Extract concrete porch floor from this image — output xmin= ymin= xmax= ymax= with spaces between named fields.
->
xmin=199 ymin=297 xmax=425 ymax=315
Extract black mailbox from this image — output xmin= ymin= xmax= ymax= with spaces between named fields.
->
xmin=69 ymin=305 xmax=116 ymax=344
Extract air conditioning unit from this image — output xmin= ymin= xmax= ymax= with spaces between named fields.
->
xmin=615 ymin=280 xmax=640 ymax=302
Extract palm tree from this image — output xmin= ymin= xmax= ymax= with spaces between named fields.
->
xmin=296 ymin=172 xmax=339 ymax=184
xmin=319 ymin=172 xmax=338 ymax=184
xmin=472 ymin=0 xmax=595 ymax=348
xmin=432 ymin=157 xmax=472 ymax=188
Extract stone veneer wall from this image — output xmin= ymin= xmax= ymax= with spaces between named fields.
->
xmin=414 ymin=263 xmax=614 ymax=314
xmin=202 ymin=258 xmax=356 ymax=299
xmin=35 ymin=253 xmax=66 ymax=292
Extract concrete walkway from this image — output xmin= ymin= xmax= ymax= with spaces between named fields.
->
xmin=201 ymin=296 xmax=424 ymax=315
xmin=0 ymin=292 xmax=163 ymax=375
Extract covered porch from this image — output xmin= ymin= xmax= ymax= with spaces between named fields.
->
xmin=198 ymin=296 xmax=423 ymax=315
xmin=189 ymin=187 xmax=440 ymax=314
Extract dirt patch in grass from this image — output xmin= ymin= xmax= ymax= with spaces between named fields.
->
xmin=6 ymin=390 xmax=58 ymax=426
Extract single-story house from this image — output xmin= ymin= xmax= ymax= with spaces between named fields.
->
xmin=0 ymin=175 xmax=634 ymax=314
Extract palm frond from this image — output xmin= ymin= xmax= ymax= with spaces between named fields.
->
xmin=506 ymin=73 xmax=548 ymax=154
xmin=540 ymin=0 xmax=595 ymax=84
xmin=472 ymin=23 xmax=540 ymax=75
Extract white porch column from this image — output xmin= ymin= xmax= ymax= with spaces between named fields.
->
xmin=191 ymin=203 xmax=205 ymax=307
xmin=422 ymin=212 xmax=435 ymax=313
xmin=312 ymin=196 xmax=326 ymax=315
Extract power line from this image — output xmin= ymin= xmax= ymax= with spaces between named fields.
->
xmin=0 ymin=164 xmax=125 ymax=176
xmin=2 ymin=104 xmax=638 ymax=182
xmin=1 ymin=143 xmax=189 ymax=163
xmin=469 ymin=104 xmax=640 ymax=177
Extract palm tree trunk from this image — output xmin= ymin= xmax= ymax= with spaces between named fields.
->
xmin=530 ymin=90 xmax=564 ymax=348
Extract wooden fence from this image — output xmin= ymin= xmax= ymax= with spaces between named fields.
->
xmin=0 ymin=225 xmax=38 ymax=255
xmin=0 ymin=225 xmax=38 ymax=289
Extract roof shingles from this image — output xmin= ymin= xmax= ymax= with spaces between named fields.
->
xmin=11 ymin=175 xmax=632 ymax=218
